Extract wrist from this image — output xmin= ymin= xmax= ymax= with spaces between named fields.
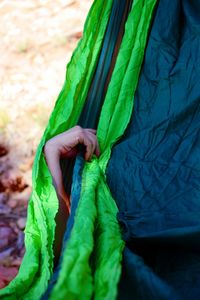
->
xmin=43 ymin=142 xmax=59 ymax=160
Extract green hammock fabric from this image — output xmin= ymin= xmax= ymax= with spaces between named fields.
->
xmin=0 ymin=0 xmax=157 ymax=299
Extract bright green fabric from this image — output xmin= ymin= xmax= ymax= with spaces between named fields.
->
xmin=0 ymin=1 xmax=157 ymax=299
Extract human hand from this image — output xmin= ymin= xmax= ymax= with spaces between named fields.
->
xmin=43 ymin=126 xmax=100 ymax=213
xmin=44 ymin=125 xmax=100 ymax=161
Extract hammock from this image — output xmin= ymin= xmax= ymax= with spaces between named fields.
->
xmin=42 ymin=1 xmax=133 ymax=297
xmin=0 ymin=0 xmax=157 ymax=299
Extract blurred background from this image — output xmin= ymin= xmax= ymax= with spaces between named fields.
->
xmin=0 ymin=0 xmax=92 ymax=288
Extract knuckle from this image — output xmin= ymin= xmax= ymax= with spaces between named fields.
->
xmin=75 ymin=125 xmax=83 ymax=136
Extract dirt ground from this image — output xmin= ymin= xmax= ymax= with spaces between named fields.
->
xmin=0 ymin=0 xmax=92 ymax=288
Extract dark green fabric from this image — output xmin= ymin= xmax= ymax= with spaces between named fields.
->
xmin=105 ymin=0 xmax=200 ymax=299
xmin=0 ymin=0 xmax=157 ymax=299
xmin=48 ymin=0 xmax=157 ymax=298
xmin=60 ymin=0 xmax=131 ymax=195
xmin=3 ymin=0 xmax=200 ymax=299
xmin=78 ymin=0 xmax=131 ymax=129
xmin=44 ymin=0 xmax=200 ymax=299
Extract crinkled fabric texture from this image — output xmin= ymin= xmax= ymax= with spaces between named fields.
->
xmin=44 ymin=1 xmax=200 ymax=300
xmin=48 ymin=1 xmax=157 ymax=299
xmin=41 ymin=0 xmax=132 ymax=297
xmin=0 ymin=0 xmax=157 ymax=299
xmin=105 ymin=0 xmax=200 ymax=299
xmin=41 ymin=156 xmax=84 ymax=300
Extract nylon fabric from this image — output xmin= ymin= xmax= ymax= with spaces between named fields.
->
xmin=0 ymin=1 xmax=114 ymax=299
xmin=49 ymin=1 xmax=157 ymax=299
xmin=41 ymin=1 xmax=133 ymax=298
xmin=0 ymin=0 xmax=157 ymax=299
xmin=41 ymin=157 xmax=85 ymax=300
xmin=105 ymin=0 xmax=200 ymax=298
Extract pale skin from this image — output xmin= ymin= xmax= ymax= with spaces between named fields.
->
xmin=43 ymin=125 xmax=100 ymax=266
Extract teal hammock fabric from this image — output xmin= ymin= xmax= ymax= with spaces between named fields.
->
xmin=45 ymin=1 xmax=200 ymax=299
xmin=109 ymin=1 xmax=200 ymax=299
xmin=0 ymin=0 xmax=157 ymax=299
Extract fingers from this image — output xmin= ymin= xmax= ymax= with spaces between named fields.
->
xmin=87 ymin=131 xmax=101 ymax=159
xmin=78 ymin=131 xmax=93 ymax=161
xmin=76 ymin=128 xmax=100 ymax=161
xmin=95 ymin=139 xmax=101 ymax=157
xmin=46 ymin=125 xmax=100 ymax=162
xmin=85 ymin=128 xmax=97 ymax=134
xmin=85 ymin=129 xmax=100 ymax=158
xmin=84 ymin=133 xmax=96 ymax=161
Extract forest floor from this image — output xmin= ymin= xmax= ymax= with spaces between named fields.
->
xmin=0 ymin=0 xmax=92 ymax=288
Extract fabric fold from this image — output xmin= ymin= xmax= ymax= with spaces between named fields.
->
xmin=0 ymin=1 xmax=157 ymax=299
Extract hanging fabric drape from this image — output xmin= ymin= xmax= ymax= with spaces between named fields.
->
xmin=42 ymin=1 xmax=133 ymax=297
xmin=0 ymin=1 xmax=157 ymax=299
